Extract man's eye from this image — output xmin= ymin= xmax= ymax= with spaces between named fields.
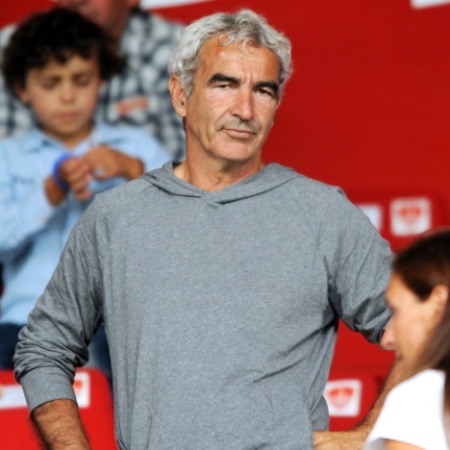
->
xmin=259 ymin=88 xmax=274 ymax=97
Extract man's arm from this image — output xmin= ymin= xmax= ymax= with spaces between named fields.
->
xmin=32 ymin=399 xmax=91 ymax=450
xmin=313 ymin=358 xmax=404 ymax=449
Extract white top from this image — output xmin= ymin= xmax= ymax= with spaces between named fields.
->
xmin=365 ymin=369 xmax=449 ymax=450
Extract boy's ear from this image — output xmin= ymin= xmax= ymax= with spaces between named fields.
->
xmin=168 ymin=75 xmax=187 ymax=118
xmin=14 ymin=83 xmax=31 ymax=105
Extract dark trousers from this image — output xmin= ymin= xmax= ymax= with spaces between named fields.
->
xmin=0 ymin=322 xmax=22 ymax=370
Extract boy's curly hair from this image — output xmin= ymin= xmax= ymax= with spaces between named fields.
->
xmin=2 ymin=7 xmax=125 ymax=93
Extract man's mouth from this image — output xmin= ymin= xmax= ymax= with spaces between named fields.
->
xmin=224 ymin=127 xmax=256 ymax=138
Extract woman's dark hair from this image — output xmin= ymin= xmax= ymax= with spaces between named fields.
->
xmin=1 ymin=7 xmax=125 ymax=94
xmin=392 ymin=228 xmax=450 ymax=429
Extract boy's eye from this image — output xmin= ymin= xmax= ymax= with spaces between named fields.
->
xmin=40 ymin=80 xmax=57 ymax=90
xmin=75 ymin=75 xmax=93 ymax=87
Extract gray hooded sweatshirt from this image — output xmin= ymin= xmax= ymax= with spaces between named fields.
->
xmin=15 ymin=162 xmax=392 ymax=450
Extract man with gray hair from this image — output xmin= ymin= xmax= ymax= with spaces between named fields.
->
xmin=15 ymin=9 xmax=398 ymax=450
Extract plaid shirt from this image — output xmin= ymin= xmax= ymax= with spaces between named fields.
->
xmin=0 ymin=9 xmax=185 ymax=161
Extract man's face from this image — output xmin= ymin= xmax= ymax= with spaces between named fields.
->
xmin=17 ymin=55 xmax=102 ymax=147
xmin=171 ymin=38 xmax=281 ymax=170
xmin=54 ymin=0 xmax=138 ymax=38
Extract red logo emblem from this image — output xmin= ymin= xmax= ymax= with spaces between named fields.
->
xmin=327 ymin=386 xmax=355 ymax=409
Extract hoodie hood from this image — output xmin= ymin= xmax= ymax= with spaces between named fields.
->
xmin=142 ymin=162 xmax=300 ymax=204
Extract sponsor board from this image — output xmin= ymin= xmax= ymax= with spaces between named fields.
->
xmin=411 ymin=0 xmax=450 ymax=8
xmin=357 ymin=203 xmax=383 ymax=232
xmin=324 ymin=379 xmax=362 ymax=417
xmin=390 ymin=197 xmax=431 ymax=236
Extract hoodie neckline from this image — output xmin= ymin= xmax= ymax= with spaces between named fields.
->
xmin=142 ymin=162 xmax=299 ymax=204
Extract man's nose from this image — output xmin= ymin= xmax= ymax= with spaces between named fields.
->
xmin=231 ymin=89 xmax=255 ymax=121
xmin=380 ymin=318 xmax=396 ymax=351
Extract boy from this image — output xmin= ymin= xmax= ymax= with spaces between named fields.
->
xmin=0 ymin=0 xmax=185 ymax=161
xmin=0 ymin=8 xmax=169 ymax=375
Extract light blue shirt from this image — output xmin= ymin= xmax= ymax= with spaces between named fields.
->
xmin=0 ymin=122 xmax=170 ymax=324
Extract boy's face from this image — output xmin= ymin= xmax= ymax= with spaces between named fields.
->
xmin=17 ymin=55 xmax=102 ymax=148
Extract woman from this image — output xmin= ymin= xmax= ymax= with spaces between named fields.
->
xmin=365 ymin=229 xmax=450 ymax=450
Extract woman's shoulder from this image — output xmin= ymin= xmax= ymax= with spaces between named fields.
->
xmin=364 ymin=370 xmax=448 ymax=450
xmin=382 ymin=369 xmax=444 ymax=415
xmin=392 ymin=369 xmax=445 ymax=399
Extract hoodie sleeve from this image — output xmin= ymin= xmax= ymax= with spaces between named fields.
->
xmin=288 ymin=179 xmax=393 ymax=343
xmin=14 ymin=196 xmax=109 ymax=412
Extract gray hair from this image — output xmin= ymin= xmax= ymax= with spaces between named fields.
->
xmin=169 ymin=9 xmax=292 ymax=98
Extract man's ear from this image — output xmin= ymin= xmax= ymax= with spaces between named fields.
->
xmin=168 ymin=75 xmax=187 ymax=118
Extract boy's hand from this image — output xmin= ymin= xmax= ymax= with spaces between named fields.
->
xmin=45 ymin=156 xmax=93 ymax=205
xmin=83 ymin=145 xmax=144 ymax=181
xmin=58 ymin=156 xmax=93 ymax=201
xmin=46 ymin=146 xmax=144 ymax=206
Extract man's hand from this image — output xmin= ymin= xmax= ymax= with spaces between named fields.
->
xmin=313 ymin=358 xmax=404 ymax=449
xmin=313 ymin=425 xmax=370 ymax=449
xmin=83 ymin=145 xmax=144 ymax=181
